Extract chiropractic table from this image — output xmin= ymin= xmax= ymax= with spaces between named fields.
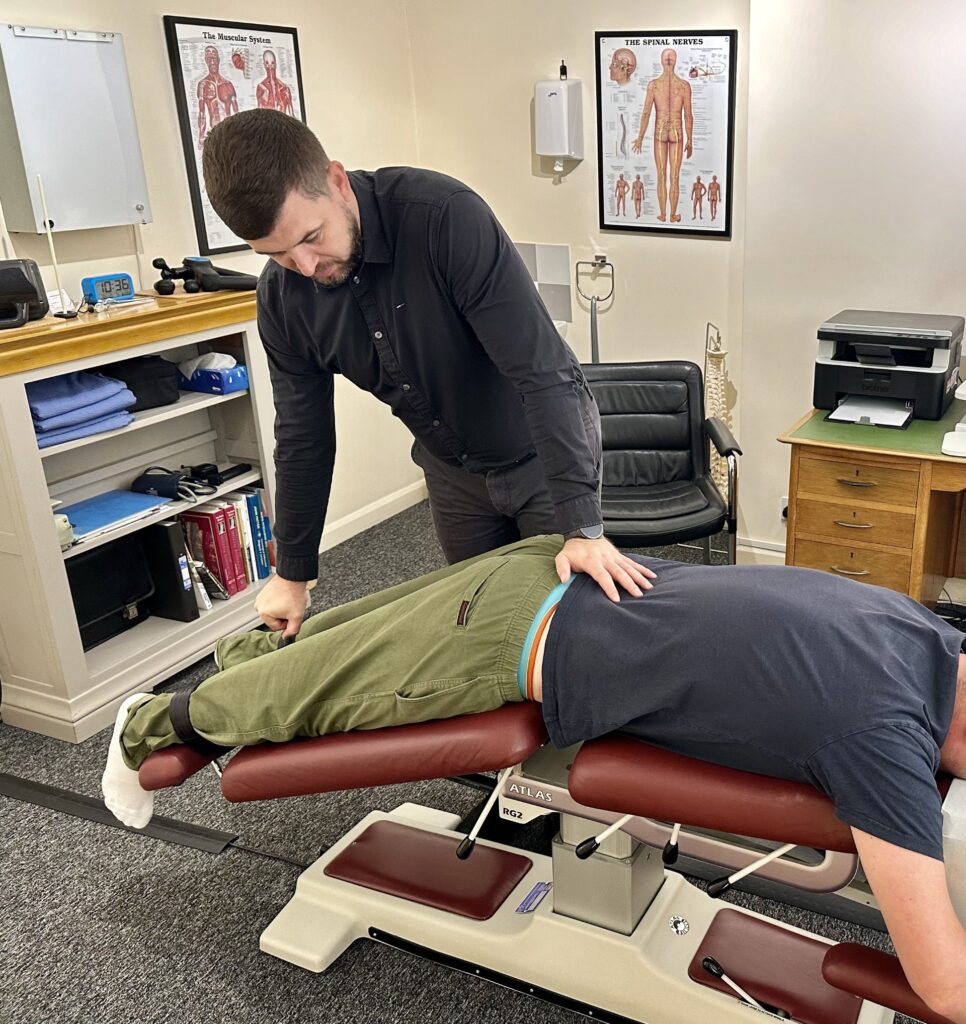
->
xmin=140 ymin=703 xmax=966 ymax=1024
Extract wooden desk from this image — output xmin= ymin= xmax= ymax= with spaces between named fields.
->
xmin=778 ymin=405 xmax=966 ymax=606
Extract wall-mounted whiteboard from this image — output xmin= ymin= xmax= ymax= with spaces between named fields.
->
xmin=0 ymin=24 xmax=152 ymax=232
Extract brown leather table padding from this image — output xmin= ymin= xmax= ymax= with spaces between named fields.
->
xmin=139 ymin=745 xmax=216 ymax=791
xmin=220 ymin=703 xmax=548 ymax=802
xmin=570 ymin=735 xmax=857 ymax=853
xmin=688 ymin=908 xmax=861 ymax=1024
xmin=324 ymin=819 xmax=532 ymax=920
xmin=823 ymin=943 xmax=956 ymax=1024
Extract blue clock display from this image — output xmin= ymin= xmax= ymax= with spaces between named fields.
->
xmin=81 ymin=273 xmax=136 ymax=304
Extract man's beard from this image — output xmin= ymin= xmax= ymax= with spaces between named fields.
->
xmin=313 ymin=212 xmax=364 ymax=290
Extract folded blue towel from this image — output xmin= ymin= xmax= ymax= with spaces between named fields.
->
xmin=26 ymin=371 xmax=126 ymax=421
xmin=36 ymin=411 xmax=134 ymax=449
xmin=33 ymin=387 xmax=136 ymax=433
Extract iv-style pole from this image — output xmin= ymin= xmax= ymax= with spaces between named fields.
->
xmin=575 ymin=255 xmax=615 ymax=363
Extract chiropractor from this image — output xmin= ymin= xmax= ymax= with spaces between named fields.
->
xmin=201 ymin=110 xmax=653 ymax=634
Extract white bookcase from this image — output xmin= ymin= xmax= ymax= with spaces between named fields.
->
xmin=0 ymin=306 xmax=277 ymax=742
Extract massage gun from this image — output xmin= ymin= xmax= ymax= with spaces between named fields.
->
xmin=152 ymin=256 xmax=257 ymax=296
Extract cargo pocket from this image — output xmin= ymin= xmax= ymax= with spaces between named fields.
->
xmin=454 ymin=557 xmax=511 ymax=629
xmin=394 ymin=677 xmax=504 ymax=721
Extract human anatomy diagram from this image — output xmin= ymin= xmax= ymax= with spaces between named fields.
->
xmin=255 ymin=49 xmax=295 ymax=114
xmin=182 ymin=34 xmax=301 ymax=152
xmin=599 ymin=34 xmax=732 ymax=233
xmin=197 ymin=45 xmax=238 ymax=146
xmin=172 ymin=22 xmax=303 ymax=251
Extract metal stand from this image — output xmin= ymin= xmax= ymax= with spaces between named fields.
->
xmin=575 ymin=256 xmax=615 ymax=363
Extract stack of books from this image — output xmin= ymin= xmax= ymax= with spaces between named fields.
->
xmin=180 ymin=487 xmax=273 ymax=600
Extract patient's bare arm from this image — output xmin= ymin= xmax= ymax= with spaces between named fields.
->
xmin=852 ymin=827 xmax=966 ymax=1023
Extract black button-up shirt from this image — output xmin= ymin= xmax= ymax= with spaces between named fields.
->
xmin=257 ymin=167 xmax=601 ymax=581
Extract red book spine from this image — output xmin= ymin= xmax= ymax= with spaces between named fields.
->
xmin=180 ymin=514 xmax=218 ymax=581
xmin=196 ymin=505 xmax=239 ymax=595
xmin=221 ymin=502 xmax=248 ymax=592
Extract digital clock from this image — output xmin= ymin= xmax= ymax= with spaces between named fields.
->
xmin=81 ymin=272 xmax=136 ymax=304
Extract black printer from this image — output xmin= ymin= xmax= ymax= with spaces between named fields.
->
xmin=813 ymin=309 xmax=965 ymax=421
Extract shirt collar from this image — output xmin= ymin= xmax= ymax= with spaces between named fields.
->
xmin=349 ymin=171 xmax=392 ymax=265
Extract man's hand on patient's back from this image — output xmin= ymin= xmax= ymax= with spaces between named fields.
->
xmin=255 ymin=574 xmax=312 ymax=637
xmin=556 ymin=537 xmax=656 ymax=602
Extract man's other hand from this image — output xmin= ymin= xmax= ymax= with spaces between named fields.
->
xmin=555 ymin=537 xmax=656 ymax=602
xmin=255 ymin=575 xmax=312 ymax=637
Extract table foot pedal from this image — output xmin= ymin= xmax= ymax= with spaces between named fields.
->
xmin=688 ymin=908 xmax=862 ymax=1024
xmin=324 ymin=819 xmax=532 ymax=921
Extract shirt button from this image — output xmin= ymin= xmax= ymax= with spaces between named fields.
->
xmin=432 ymin=419 xmax=440 ymax=427
xmin=460 ymin=453 xmax=468 ymax=461
xmin=352 ymin=276 xmax=360 ymax=285
xmin=374 ymin=331 xmax=383 ymax=339
xmin=401 ymin=383 xmax=411 ymax=392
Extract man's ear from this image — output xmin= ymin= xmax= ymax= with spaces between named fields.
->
xmin=326 ymin=161 xmax=352 ymax=201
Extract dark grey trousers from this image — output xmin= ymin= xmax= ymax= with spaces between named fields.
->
xmin=412 ymin=385 xmax=602 ymax=563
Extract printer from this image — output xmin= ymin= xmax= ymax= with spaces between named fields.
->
xmin=814 ymin=309 xmax=965 ymax=421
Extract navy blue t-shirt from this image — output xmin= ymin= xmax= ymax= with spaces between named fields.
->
xmin=541 ymin=558 xmax=961 ymax=860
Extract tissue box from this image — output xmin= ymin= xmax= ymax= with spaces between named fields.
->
xmin=178 ymin=364 xmax=249 ymax=395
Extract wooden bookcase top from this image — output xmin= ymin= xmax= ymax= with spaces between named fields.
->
xmin=0 ymin=290 xmax=257 ymax=377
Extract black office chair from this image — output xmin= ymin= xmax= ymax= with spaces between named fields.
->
xmin=583 ymin=360 xmax=742 ymax=564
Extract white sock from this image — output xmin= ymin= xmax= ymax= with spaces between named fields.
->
xmin=101 ymin=693 xmax=155 ymax=829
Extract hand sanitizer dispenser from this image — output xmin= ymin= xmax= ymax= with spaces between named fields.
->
xmin=535 ymin=61 xmax=583 ymax=171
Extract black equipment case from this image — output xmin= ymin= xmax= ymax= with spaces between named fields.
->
xmin=66 ymin=533 xmax=155 ymax=650
xmin=101 ymin=355 xmax=180 ymax=412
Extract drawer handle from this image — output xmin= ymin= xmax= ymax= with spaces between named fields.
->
xmin=836 ymin=478 xmax=877 ymax=488
xmin=832 ymin=520 xmax=873 ymax=529
xmin=831 ymin=565 xmax=871 ymax=577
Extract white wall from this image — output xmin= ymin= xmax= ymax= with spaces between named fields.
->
xmin=406 ymin=0 xmax=750 ymax=372
xmin=408 ymin=0 xmax=966 ymax=554
xmin=5 ymin=0 xmax=966 ymax=553
xmin=0 ymin=0 xmax=425 ymax=535
xmin=741 ymin=0 xmax=966 ymax=548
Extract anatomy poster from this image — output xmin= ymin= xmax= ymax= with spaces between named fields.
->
xmin=595 ymin=31 xmax=736 ymax=238
xmin=163 ymin=17 xmax=305 ymax=255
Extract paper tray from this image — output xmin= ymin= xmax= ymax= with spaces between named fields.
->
xmin=826 ymin=395 xmax=912 ymax=428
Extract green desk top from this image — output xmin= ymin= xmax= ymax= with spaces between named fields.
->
xmin=788 ymin=400 xmax=966 ymax=457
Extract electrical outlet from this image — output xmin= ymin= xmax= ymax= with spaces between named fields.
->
xmin=779 ymin=496 xmax=788 ymax=520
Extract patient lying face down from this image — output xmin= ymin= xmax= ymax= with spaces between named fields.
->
xmin=102 ymin=534 xmax=966 ymax=1022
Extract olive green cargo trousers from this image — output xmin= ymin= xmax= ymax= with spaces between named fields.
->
xmin=120 ymin=535 xmax=564 ymax=769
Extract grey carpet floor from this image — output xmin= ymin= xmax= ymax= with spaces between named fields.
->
xmin=0 ymin=503 xmax=904 ymax=1024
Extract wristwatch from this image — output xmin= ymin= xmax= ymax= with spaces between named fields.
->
xmin=564 ymin=524 xmax=604 ymax=541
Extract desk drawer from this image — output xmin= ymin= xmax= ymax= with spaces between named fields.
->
xmin=795 ymin=498 xmax=915 ymax=549
xmin=798 ymin=456 xmax=919 ymax=507
xmin=792 ymin=539 xmax=911 ymax=593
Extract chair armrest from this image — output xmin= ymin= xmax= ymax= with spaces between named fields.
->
xmin=822 ymin=944 xmax=956 ymax=1024
xmin=705 ymin=417 xmax=742 ymax=458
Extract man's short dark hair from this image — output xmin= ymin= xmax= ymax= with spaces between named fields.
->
xmin=202 ymin=110 xmax=330 ymax=239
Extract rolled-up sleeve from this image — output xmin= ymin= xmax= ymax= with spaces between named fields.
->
xmin=433 ymin=190 xmax=601 ymax=532
xmin=257 ymin=295 xmax=336 ymax=582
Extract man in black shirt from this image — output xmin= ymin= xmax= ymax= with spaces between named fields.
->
xmin=202 ymin=110 xmax=653 ymax=634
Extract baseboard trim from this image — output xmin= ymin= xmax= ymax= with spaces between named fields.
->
xmin=736 ymin=536 xmax=787 ymax=566
xmin=320 ymin=480 xmax=428 ymax=553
